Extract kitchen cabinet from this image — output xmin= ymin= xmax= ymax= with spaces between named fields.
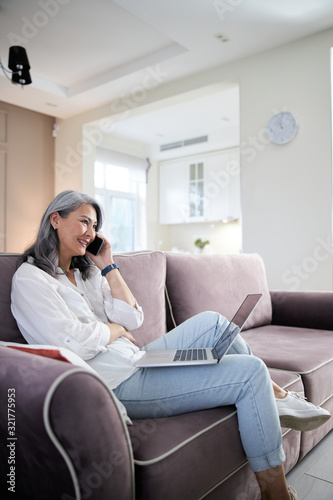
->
xmin=159 ymin=148 xmax=240 ymax=224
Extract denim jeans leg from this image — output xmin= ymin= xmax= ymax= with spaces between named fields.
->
xmin=144 ymin=311 xmax=252 ymax=357
xmin=115 ymin=313 xmax=285 ymax=472
xmin=143 ymin=311 xmax=233 ymax=351
xmin=226 ymin=332 xmax=252 ymax=355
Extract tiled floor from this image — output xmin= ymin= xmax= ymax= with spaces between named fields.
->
xmin=286 ymin=430 xmax=333 ymax=499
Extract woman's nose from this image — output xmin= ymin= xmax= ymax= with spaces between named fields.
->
xmin=85 ymin=224 xmax=96 ymax=237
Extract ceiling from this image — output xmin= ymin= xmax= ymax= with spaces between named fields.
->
xmin=1 ymin=0 xmax=333 ymax=145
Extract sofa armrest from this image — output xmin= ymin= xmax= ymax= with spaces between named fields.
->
xmin=270 ymin=290 xmax=333 ymax=330
xmin=0 ymin=347 xmax=134 ymax=500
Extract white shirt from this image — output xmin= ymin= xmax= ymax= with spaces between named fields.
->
xmin=11 ymin=260 xmax=144 ymax=389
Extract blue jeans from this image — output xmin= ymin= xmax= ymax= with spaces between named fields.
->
xmin=114 ymin=312 xmax=285 ymax=472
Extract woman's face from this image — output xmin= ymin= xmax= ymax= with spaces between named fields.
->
xmin=51 ymin=204 xmax=98 ymax=261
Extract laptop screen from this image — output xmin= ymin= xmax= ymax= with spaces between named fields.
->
xmin=214 ymin=293 xmax=262 ymax=352
xmin=231 ymin=293 xmax=262 ymax=329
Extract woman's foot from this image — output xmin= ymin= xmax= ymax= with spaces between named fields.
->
xmin=276 ymin=391 xmax=331 ymax=431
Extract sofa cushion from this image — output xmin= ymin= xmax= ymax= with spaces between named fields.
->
xmin=242 ymin=325 xmax=333 ymax=407
xmin=0 ymin=254 xmax=26 ymax=343
xmin=129 ymin=369 xmax=302 ymax=499
xmin=114 ymin=251 xmax=167 ymax=347
xmin=165 ymin=253 xmax=272 ymax=330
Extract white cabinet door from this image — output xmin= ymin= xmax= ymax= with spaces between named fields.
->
xmin=159 ymin=160 xmax=189 ymax=224
xmin=159 ymin=149 xmax=240 ymax=224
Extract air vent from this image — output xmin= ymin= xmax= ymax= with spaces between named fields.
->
xmin=184 ymin=136 xmax=208 ymax=146
xmin=160 ymin=135 xmax=208 ymax=152
xmin=160 ymin=141 xmax=183 ymax=151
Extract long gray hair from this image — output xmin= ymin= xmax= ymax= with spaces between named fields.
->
xmin=21 ymin=190 xmax=103 ymax=279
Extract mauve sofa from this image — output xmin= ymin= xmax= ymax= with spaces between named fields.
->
xmin=0 ymin=251 xmax=332 ymax=500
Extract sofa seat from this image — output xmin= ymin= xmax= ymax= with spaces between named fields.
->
xmin=242 ymin=324 xmax=333 ymax=458
xmin=129 ymin=369 xmax=302 ymax=500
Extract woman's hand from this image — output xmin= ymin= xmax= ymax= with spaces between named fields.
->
xmin=106 ymin=323 xmax=136 ymax=345
xmin=87 ymin=233 xmax=114 ymax=270
xmin=121 ymin=330 xmax=136 ymax=344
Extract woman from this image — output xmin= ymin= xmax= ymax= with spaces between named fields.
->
xmin=11 ymin=190 xmax=330 ymax=500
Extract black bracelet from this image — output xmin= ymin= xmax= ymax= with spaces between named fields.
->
xmin=101 ymin=263 xmax=119 ymax=276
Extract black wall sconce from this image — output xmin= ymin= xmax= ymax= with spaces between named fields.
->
xmin=0 ymin=46 xmax=32 ymax=86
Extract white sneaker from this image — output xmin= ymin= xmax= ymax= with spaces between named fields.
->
xmin=288 ymin=485 xmax=299 ymax=500
xmin=276 ymin=391 xmax=331 ymax=431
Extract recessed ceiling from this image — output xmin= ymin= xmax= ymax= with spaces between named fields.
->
xmin=101 ymin=85 xmax=240 ymax=147
xmin=0 ymin=0 xmax=333 ymax=119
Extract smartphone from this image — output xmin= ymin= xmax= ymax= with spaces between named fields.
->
xmin=86 ymin=236 xmax=104 ymax=256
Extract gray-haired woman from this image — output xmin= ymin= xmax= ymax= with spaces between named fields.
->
xmin=11 ymin=190 xmax=330 ymax=500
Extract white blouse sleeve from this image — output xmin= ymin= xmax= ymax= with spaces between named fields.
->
xmin=11 ymin=265 xmax=110 ymax=360
xmin=100 ymin=275 xmax=144 ymax=331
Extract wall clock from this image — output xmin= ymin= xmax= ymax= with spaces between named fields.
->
xmin=267 ymin=111 xmax=298 ymax=145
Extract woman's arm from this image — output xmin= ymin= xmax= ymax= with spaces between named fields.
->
xmin=87 ymin=234 xmax=136 ymax=307
xmin=104 ymin=267 xmax=136 ymax=307
xmin=87 ymin=235 xmax=143 ymax=331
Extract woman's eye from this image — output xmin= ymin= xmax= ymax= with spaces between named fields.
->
xmin=81 ymin=220 xmax=88 ymax=225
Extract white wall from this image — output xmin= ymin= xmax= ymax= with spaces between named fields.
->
xmin=239 ymin=31 xmax=332 ymax=291
xmin=54 ymin=28 xmax=333 ymax=291
xmin=167 ymin=220 xmax=242 ymax=255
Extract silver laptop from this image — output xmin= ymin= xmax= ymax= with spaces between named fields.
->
xmin=135 ymin=293 xmax=262 ymax=368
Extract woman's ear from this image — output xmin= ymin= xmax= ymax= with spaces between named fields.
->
xmin=50 ymin=212 xmax=60 ymax=230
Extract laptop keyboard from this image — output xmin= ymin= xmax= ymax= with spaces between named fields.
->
xmin=173 ymin=349 xmax=208 ymax=362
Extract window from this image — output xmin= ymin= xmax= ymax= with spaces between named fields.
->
xmin=94 ymin=148 xmax=147 ymax=252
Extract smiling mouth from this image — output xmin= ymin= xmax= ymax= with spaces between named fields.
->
xmin=78 ymin=239 xmax=89 ymax=248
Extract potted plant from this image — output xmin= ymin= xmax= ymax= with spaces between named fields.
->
xmin=194 ymin=238 xmax=210 ymax=253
